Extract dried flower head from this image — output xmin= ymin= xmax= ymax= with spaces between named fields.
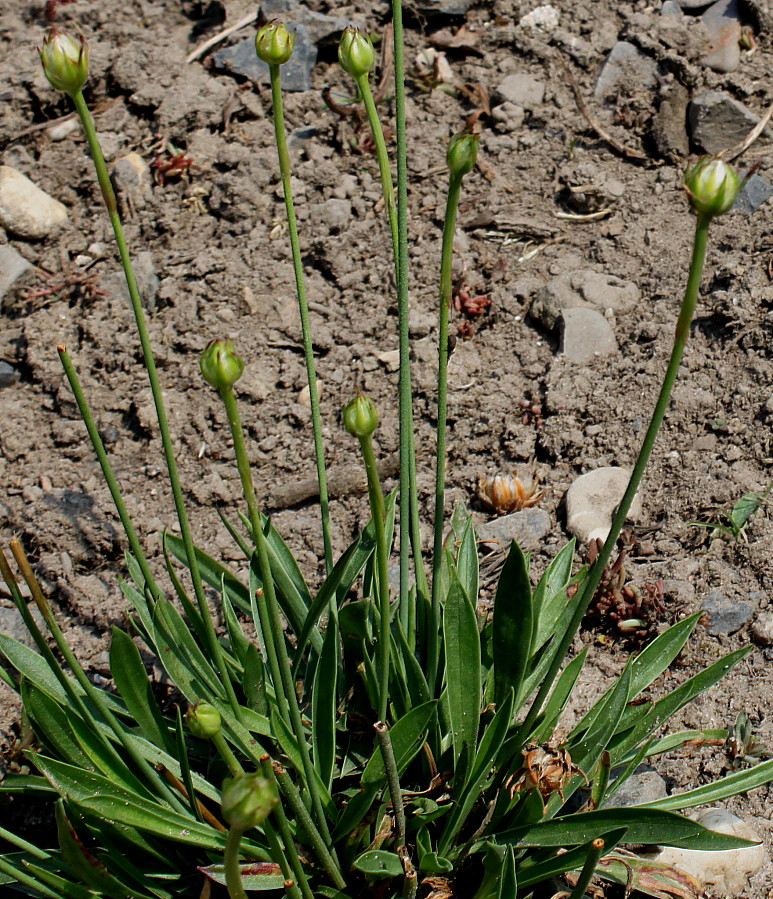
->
xmin=506 ymin=742 xmax=586 ymax=803
xmin=476 ymin=471 xmax=543 ymax=515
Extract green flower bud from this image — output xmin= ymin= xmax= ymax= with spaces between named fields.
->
xmin=342 ymin=391 xmax=378 ymax=439
xmin=446 ymin=130 xmax=479 ymax=180
xmin=684 ymin=157 xmax=742 ymax=218
xmin=38 ymin=30 xmax=89 ymax=96
xmin=221 ymin=772 xmax=278 ymax=831
xmin=338 ymin=26 xmax=375 ymax=79
xmin=199 ymin=339 xmax=244 ymax=391
xmin=185 ymin=702 xmax=221 ymax=739
xmin=255 ymin=20 xmax=295 ymax=66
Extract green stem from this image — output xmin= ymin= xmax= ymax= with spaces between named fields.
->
xmin=70 ymin=90 xmax=242 ymax=723
xmin=268 ymin=63 xmax=332 ymax=575
xmin=213 ymin=732 xmax=245 ymax=778
xmin=224 ymin=827 xmax=249 ymax=899
xmin=360 ymin=435 xmax=391 ymax=722
xmin=374 ymin=721 xmax=407 ymax=846
xmin=520 ymin=213 xmax=712 ymax=739
xmin=428 ymin=173 xmax=463 ymax=690
xmin=219 ymin=385 xmax=334 ymax=851
xmin=568 ymin=838 xmax=605 ymax=899
xmin=262 ymin=820 xmax=303 ymax=899
xmin=58 ymin=347 xmax=160 ymax=601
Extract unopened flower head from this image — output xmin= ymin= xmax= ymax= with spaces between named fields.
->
xmin=342 ymin=390 xmax=378 ymax=439
xmin=38 ymin=30 xmax=89 ymax=96
xmin=684 ymin=157 xmax=741 ymax=218
xmin=185 ymin=702 xmax=221 ymax=740
xmin=255 ymin=20 xmax=295 ymax=66
xmin=221 ymin=772 xmax=278 ymax=831
xmin=199 ymin=338 xmax=245 ymax=391
xmin=338 ymin=26 xmax=375 ymax=79
xmin=446 ymin=130 xmax=479 ymax=180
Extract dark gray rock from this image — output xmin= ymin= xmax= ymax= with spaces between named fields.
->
xmin=701 ymin=0 xmax=742 ymax=73
xmin=261 ymin=0 xmax=352 ymax=44
xmin=700 ymin=589 xmax=756 ymax=635
xmin=594 ymin=42 xmax=658 ymax=101
xmin=0 ymin=361 xmax=18 ymax=387
xmin=604 ymin=768 xmax=668 ymax=808
xmin=732 ymin=173 xmax=773 ymax=214
xmin=213 ymin=25 xmax=317 ymax=92
xmin=689 ymin=90 xmax=773 ymax=154
xmin=0 ymin=244 xmax=30 ymax=300
xmin=477 ymin=508 xmax=551 ymax=553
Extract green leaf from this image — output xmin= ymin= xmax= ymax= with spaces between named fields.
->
xmin=419 ymin=853 xmax=453 ymax=874
xmin=22 ymin=680 xmax=92 ymax=770
xmin=496 ymin=845 xmax=517 ymax=898
xmin=452 ymin=506 xmax=479 ymax=610
xmin=627 ymin=613 xmax=702 ymax=699
xmin=352 ymin=850 xmax=403 ymax=879
xmin=444 ymin=570 xmax=480 ymax=782
xmin=362 ymin=701 xmax=437 ymax=785
xmin=313 ymin=621 xmax=339 ymax=791
xmin=493 ymin=541 xmax=533 ymax=708
xmin=243 ymin=643 xmax=269 ymax=717
xmin=164 ymin=532 xmax=250 ymax=615
xmin=199 ymin=862 xmax=284 ymax=891
xmin=730 ymin=490 xmax=762 ymax=532
xmin=531 ymin=648 xmax=588 ymax=743
xmin=110 ymin=627 xmax=174 ymax=754
xmin=641 ymin=757 xmax=773 ymax=811
xmin=516 ymin=829 xmax=626 ymax=888
xmin=531 ymin=540 xmax=575 ymax=649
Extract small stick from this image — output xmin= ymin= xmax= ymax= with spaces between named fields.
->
xmin=186 ymin=11 xmax=259 ymax=64
xmin=724 ymin=99 xmax=773 ymax=161
xmin=374 ymin=721 xmax=407 ymax=847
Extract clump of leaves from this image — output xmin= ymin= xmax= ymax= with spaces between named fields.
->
xmin=725 ymin=712 xmax=773 ymax=771
xmin=689 ymin=480 xmax=772 ymax=540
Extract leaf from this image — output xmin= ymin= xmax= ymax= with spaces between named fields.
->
xmin=199 ymin=862 xmax=284 ymax=891
xmin=164 ymin=533 xmax=251 ymax=615
xmin=640 ymin=757 xmax=773 ymax=811
xmin=362 ymin=701 xmax=438 ymax=785
xmin=110 ymin=627 xmax=174 ymax=754
xmin=352 ymin=850 xmax=403 ymax=879
xmin=313 ymin=621 xmax=339 ymax=791
xmin=531 ymin=540 xmax=575 ymax=649
xmin=593 ymin=848 xmax=703 ymax=899
xmin=730 ymin=491 xmax=762 ymax=532
xmin=530 ymin=648 xmax=588 ymax=743
xmin=496 ymin=845 xmax=517 ymax=898
xmin=444 ymin=570 xmax=480 ymax=782
xmin=517 ymin=829 xmax=626 ymax=888
xmin=452 ymin=506 xmax=479 ymax=610
xmin=22 ymin=680 xmax=92 ymax=770
xmin=492 ymin=541 xmax=533 ymax=708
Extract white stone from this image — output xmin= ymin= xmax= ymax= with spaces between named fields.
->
xmin=519 ymin=5 xmax=560 ymax=32
xmin=46 ymin=118 xmax=80 ymax=141
xmin=653 ymin=808 xmax=766 ymax=896
xmin=0 ymin=166 xmax=68 ymax=240
xmin=560 ymin=307 xmax=617 ymax=364
xmin=378 ymin=349 xmax=400 ymax=371
xmin=297 ymin=380 xmax=321 ymax=409
xmin=565 ymin=467 xmax=642 ymax=543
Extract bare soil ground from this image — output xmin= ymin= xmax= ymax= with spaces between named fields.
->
xmin=2 ymin=0 xmax=773 ymax=894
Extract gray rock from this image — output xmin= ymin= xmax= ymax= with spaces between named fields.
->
xmin=103 ymin=250 xmax=159 ymax=311
xmin=111 ymin=152 xmax=152 ymax=208
xmin=594 ymin=42 xmax=658 ymax=102
xmin=565 ymin=467 xmax=642 ymax=543
xmin=689 ymin=90 xmax=772 ymax=155
xmin=411 ymin=0 xmax=473 ymax=14
xmin=652 ymin=808 xmax=766 ymax=894
xmin=0 ymin=604 xmax=45 ymax=651
xmin=0 ymin=166 xmax=68 ymax=240
xmin=652 ymin=81 xmax=691 ymax=159
xmin=213 ymin=25 xmax=317 ymax=92
xmin=261 ymin=0 xmax=352 ymax=43
xmin=732 ymin=173 xmax=773 ymax=214
xmin=702 ymin=0 xmax=742 ymax=73
xmin=493 ymin=73 xmax=545 ymax=110
xmin=674 ymin=0 xmax=713 ymax=7
xmin=700 ymin=589 xmax=756 ymax=635
xmin=0 ymin=361 xmax=18 ymax=387
xmin=314 ymin=198 xmax=352 ymax=233
xmin=560 ymin=308 xmax=617 ymax=365
xmin=478 ymin=508 xmax=551 ymax=553
xmin=0 ymin=244 xmax=31 ymax=299
xmin=751 ymin=612 xmax=773 ymax=646
xmin=604 ymin=768 xmax=668 ymax=808
xmin=531 ymin=270 xmax=640 ymax=330
xmin=661 ymin=1 xmax=685 ymax=17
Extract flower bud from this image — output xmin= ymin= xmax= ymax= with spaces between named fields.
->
xmin=199 ymin=339 xmax=245 ymax=391
xmin=446 ymin=130 xmax=479 ymax=180
xmin=684 ymin=157 xmax=741 ymax=218
xmin=221 ymin=772 xmax=278 ymax=831
xmin=255 ymin=20 xmax=295 ymax=66
xmin=185 ymin=702 xmax=221 ymax=740
xmin=38 ymin=30 xmax=89 ymax=96
xmin=338 ymin=26 xmax=375 ymax=79
xmin=342 ymin=391 xmax=378 ymax=439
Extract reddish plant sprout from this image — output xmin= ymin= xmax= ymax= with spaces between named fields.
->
xmin=151 ymin=139 xmax=196 ymax=185
xmin=45 ymin=0 xmax=76 ymax=23
xmin=519 ymin=396 xmax=544 ymax=428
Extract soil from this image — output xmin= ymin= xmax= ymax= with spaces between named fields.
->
xmin=2 ymin=0 xmax=773 ymax=895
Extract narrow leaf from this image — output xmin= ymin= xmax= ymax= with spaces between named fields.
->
xmin=493 ymin=541 xmax=533 ymax=708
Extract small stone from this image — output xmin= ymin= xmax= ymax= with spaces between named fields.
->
xmin=604 ymin=768 xmax=668 ymax=808
xmin=701 ymin=0 xmax=742 ymax=72
xmin=594 ymin=42 xmax=658 ymax=102
xmin=0 ymin=604 xmax=46 ymax=652
xmin=751 ymin=612 xmax=773 ymax=646
xmin=112 ymin=152 xmax=152 ymax=208
xmin=560 ymin=308 xmax=617 ymax=365
xmin=519 ymin=5 xmax=560 ymax=32
xmin=493 ymin=73 xmax=545 ymax=110
xmin=531 ymin=270 xmax=640 ymax=330
xmin=46 ymin=118 xmax=80 ymax=141
xmin=477 ymin=507 xmax=551 ymax=553
xmin=674 ymin=0 xmax=714 ymax=7
xmin=689 ymin=91 xmax=772 ymax=155
xmin=732 ymin=173 xmax=773 ymax=215
xmin=0 ymin=245 xmax=31 ymax=299
xmin=296 ymin=380 xmax=321 ymax=409
xmin=700 ymin=589 xmax=756 ymax=635
xmin=661 ymin=1 xmax=685 ymax=17
xmin=21 ymin=485 xmax=43 ymax=503
xmin=653 ymin=808 xmax=766 ymax=895
xmin=0 ymin=362 xmax=18 ymax=388
xmin=213 ymin=24 xmax=318 ymax=92
xmin=411 ymin=0 xmax=473 ymax=14
xmin=103 ymin=250 xmax=159 ymax=311
xmin=378 ymin=349 xmax=400 ymax=371
xmin=565 ymin=467 xmax=642 ymax=543
xmin=314 ymin=198 xmax=351 ymax=233
xmin=0 ymin=166 xmax=68 ymax=240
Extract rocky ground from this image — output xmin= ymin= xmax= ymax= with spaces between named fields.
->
xmin=2 ymin=0 xmax=773 ymax=894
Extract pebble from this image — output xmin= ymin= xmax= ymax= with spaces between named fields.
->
xmin=296 ymin=380 xmax=321 ymax=409
xmin=46 ymin=118 xmax=80 ymax=141
xmin=213 ymin=26 xmax=317 ymax=92
xmin=530 ymin=270 xmax=640 ymax=330
xmin=0 ymin=244 xmax=30 ymax=300
xmin=314 ymin=198 xmax=352 ymax=233
xmin=477 ymin=507 xmax=551 ymax=553
xmin=0 ymin=166 xmax=68 ymax=240
xmin=0 ymin=361 xmax=18 ymax=387
xmin=661 ymin=1 xmax=685 ymax=16
xmin=751 ymin=612 xmax=773 ymax=646
xmin=565 ymin=467 xmax=642 ymax=543
xmin=700 ymin=589 xmax=756 ymax=635
xmin=494 ymin=73 xmax=545 ymax=110
xmin=560 ymin=308 xmax=617 ymax=365
xmin=701 ymin=0 xmax=742 ymax=73
xmin=519 ymin=5 xmax=560 ymax=32
xmin=112 ymin=152 xmax=152 ymax=207
xmin=594 ymin=42 xmax=658 ymax=102
xmin=689 ymin=91 xmax=772 ymax=155
xmin=603 ymin=768 xmax=667 ymax=808
xmin=377 ymin=349 xmax=400 ymax=371
xmin=103 ymin=250 xmax=159 ymax=311
xmin=652 ymin=808 xmax=766 ymax=896
xmin=732 ymin=173 xmax=773 ymax=214
xmin=412 ymin=0 xmax=473 ymax=14
xmin=674 ymin=0 xmax=715 ymax=6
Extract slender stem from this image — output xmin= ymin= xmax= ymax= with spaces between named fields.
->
xmin=360 ymin=435 xmax=391 ymax=721
xmin=57 ymin=347 xmax=160 ymax=600
xmin=268 ymin=63 xmax=332 ymax=575
xmin=224 ymin=827 xmax=249 ymax=899
xmin=428 ymin=174 xmax=463 ymax=690
xmin=519 ymin=214 xmax=712 ymax=739
xmin=568 ymin=838 xmax=605 ymax=899
xmin=218 ymin=386 xmax=333 ymax=848
xmin=262 ymin=822 xmax=303 ymax=899
xmin=70 ymin=90 xmax=242 ymax=722
xmin=213 ymin=732 xmax=245 ymax=778
xmin=391 ymin=0 xmax=415 ymax=649
xmin=374 ymin=721 xmax=407 ymax=846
